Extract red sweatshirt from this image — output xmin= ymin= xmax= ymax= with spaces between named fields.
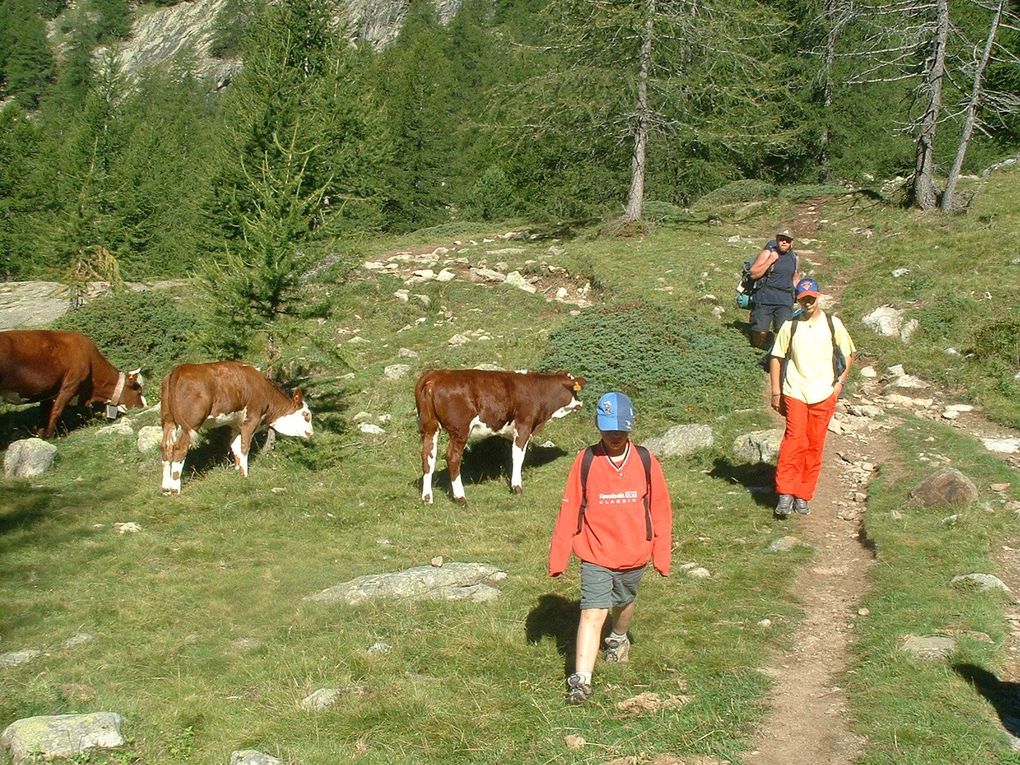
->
xmin=548 ymin=442 xmax=672 ymax=577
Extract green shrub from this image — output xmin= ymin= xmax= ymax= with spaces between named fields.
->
xmin=464 ymin=165 xmax=518 ymax=222
xmin=693 ymin=179 xmax=776 ymax=208
xmin=540 ymin=302 xmax=762 ymax=424
xmin=51 ymin=289 xmax=196 ymax=385
xmin=914 ymin=293 xmax=980 ymax=342
xmin=971 ymin=316 xmax=1020 ymax=370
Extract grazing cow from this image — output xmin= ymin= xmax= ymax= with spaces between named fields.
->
xmin=415 ymin=369 xmax=586 ymax=505
xmin=160 ymin=361 xmax=313 ymax=495
xmin=0 ymin=329 xmax=146 ymax=438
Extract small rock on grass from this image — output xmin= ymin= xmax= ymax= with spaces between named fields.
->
xmin=564 ymin=734 xmax=586 ymax=750
xmin=231 ymin=750 xmax=282 ymax=765
xmin=616 ymin=692 xmax=692 ymax=716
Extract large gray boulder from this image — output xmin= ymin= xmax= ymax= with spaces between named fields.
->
xmin=642 ymin=425 xmax=714 ymax=458
xmin=911 ymin=467 xmax=978 ymax=507
xmin=306 ymin=562 xmax=507 ymax=606
xmin=3 ymin=438 xmax=57 ymax=478
xmin=732 ymin=429 xmax=784 ymax=465
xmin=1 ymin=713 xmax=126 ymax=764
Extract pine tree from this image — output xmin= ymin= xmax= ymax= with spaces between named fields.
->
xmin=0 ymin=0 xmax=54 ymax=107
xmin=202 ymin=0 xmax=387 ymax=362
xmin=375 ymin=0 xmax=455 ymax=230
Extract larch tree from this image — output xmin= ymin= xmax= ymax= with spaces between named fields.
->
xmin=507 ymin=0 xmax=791 ymax=225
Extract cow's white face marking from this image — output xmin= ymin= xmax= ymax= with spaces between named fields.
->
xmin=271 ymin=403 xmax=313 ymax=438
xmin=468 ymin=415 xmax=516 ymax=440
xmin=551 ymin=396 xmax=583 ymax=419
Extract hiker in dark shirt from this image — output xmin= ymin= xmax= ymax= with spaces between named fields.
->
xmin=748 ymin=229 xmax=800 ymax=348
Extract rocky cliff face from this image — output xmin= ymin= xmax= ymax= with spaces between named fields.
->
xmin=107 ymin=0 xmax=238 ymax=88
xmin=108 ymin=0 xmax=464 ymax=87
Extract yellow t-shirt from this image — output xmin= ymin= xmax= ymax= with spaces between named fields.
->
xmin=770 ymin=312 xmax=856 ymax=404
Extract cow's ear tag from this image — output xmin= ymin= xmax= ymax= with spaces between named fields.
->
xmin=106 ymin=404 xmax=119 ymax=420
xmin=572 ymin=381 xmax=583 ymax=392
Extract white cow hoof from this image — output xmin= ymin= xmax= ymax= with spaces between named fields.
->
xmin=511 ymin=485 xmax=523 ymax=495
xmin=422 ymin=494 xmax=433 ymax=505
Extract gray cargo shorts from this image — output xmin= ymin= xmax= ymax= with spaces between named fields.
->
xmin=579 ymin=561 xmax=647 ymax=609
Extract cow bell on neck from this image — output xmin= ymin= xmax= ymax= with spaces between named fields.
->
xmin=106 ymin=404 xmax=120 ymax=420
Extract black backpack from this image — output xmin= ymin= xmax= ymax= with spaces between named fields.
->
xmin=736 ymin=259 xmax=765 ymax=309
xmin=576 ymin=443 xmax=653 ymax=541
xmin=759 ymin=313 xmax=847 ymax=385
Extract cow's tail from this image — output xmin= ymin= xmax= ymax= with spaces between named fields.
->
xmin=414 ymin=372 xmax=439 ymax=436
xmin=159 ymin=371 xmax=178 ymax=456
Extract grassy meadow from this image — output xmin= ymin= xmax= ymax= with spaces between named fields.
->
xmin=2 ymin=169 xmax=1020 ymax=764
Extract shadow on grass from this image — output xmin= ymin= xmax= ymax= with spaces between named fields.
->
xmin=0 ymin=405 xmax=96 ymax=449
xmin=424 ymin=438 xmax=568 ymax=504
xmin=954 ymin=663 xmax=1020 ymax=740
xmin=525 ymin=593 xmax=580 ymax=678
xmin=708 ymin=456 xmax=777 ymax=509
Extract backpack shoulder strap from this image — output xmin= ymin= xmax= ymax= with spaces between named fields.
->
xmin=825 ymin=313 xmax=843 ymax=383
xmin=576 ymin=445 xmax=597 ymax=534
xmin=634 ymin=445 xmax=654 ymax=541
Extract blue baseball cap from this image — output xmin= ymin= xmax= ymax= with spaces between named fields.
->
xmin=795 ymin=277 xmax=821 ymax=299
xmin=596 ymin=391 xmax=635 ymax=432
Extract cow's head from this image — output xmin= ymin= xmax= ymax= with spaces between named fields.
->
xmin=117 ymin=369 xmax=146 ymax=413
xmin=551 ymin=374 xmax=586 ymax=419
xmin=270 ymin=388 xmax=314 ymax=439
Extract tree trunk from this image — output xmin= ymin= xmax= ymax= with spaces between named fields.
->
xmin=912 ymin=0 xmax=949 ymax=210
xmin=623 ymin=0 xmax=655 ymax=223
xmin=941 ymin=0 xmax=1004 ymax=211
xmin=819 ymin=0 xmax=840 ymax=174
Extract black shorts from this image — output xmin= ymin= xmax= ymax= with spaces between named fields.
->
xmin=751 ymin=302 xmax=792 ymax=333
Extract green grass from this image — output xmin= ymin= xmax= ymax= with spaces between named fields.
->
xmin=849 ymin=419 xmax=1020 ymax=765
xmin=3 ymin=167 xmax=1020 ymax=764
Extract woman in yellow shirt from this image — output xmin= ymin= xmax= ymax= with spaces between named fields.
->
xmin=768 ymin=278 xmax=856 ymax=517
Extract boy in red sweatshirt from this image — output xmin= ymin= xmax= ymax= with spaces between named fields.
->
xmin=548 ymin=391 xmax=673 ymax=705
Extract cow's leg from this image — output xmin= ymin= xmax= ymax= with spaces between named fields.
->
xmin=232 ymin=419 xmax=259 ymax=478
xmin=510 ymin=430 xmax=533 ymax=495
xmin=160 ymin=422 xmax=180 ymax=495
xmin=163 ymin=428 xmax=193 ymax=496
xmin=421 ymin=428 xmax=440 ymax=504
xmin=446 ymin=431 xmax=469 ymax=506
xmin=41 ymin=381 xmax=81 ymax=436
xmin=36 ymin=399 xmax=55 ymax=437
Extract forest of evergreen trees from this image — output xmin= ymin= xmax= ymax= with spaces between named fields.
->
xmin=1 ymin=0 xmax=1018 ymax=286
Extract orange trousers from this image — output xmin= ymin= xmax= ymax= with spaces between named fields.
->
xmin=775 ymin=393 xmax=837 ymax=501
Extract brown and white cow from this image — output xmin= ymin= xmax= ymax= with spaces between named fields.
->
xmin=0 ymin=329 xmax=146 ymax=438
xmin=414 ymin=369 xmax=585 ymax=505
xmin=159 ymin=361 xmax=313 ymax=495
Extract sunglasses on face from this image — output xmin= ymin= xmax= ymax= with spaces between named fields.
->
xmin=798 ymin=296 xmax=816 ymax=305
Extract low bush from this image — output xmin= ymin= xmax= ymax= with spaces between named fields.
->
xmin=51 ymin=289 xmax=196 ymax=385
xmin=540 ymin=302 xmax=761 ymax=425
xmin=693 ymin=179 xmax=777 ymax=208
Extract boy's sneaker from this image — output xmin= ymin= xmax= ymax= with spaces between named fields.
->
xmin=565 ymin=673 xmax=592 ymax=705
xmin=774 ymin=494 xmax=793 ymax=517
xmin=793 ymin=498 xmax=810 ymax=515
xmin=601 ymin=635 xmax=630 ymax=663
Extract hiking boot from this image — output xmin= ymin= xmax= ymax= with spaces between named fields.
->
xmin=565 ymin=673 xmax=592 ymax=705
xmin=794 ymin=497 xmax=810 ymax=515
xmin=774 ymin=494 xmax=793 ymax=517
xmin=602 ymin=635 xmax=630 ymax=663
